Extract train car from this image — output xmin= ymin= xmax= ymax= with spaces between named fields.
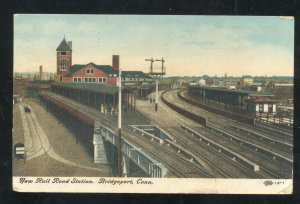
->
xmin=24 ymin=106 xmax=31 ymax=113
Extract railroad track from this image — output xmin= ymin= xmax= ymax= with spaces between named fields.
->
xmin=232 ymin=121 xmax=293 ymax=143
xmin=22 ymin=105 xmax=50 ymax=160
xmin=198 ymin=125 xmax=291 ymax=178
xmin=161 ymin=89 xmax=292 ymax=178
xmin=166 ymin=127 xmax=261 ymax=178
xmin=225 ymin=125 xmax=292 ymax=158
xmin=254 ymin=122 xmax=293 ymax=138
xmin=123 ymin=129 xmax=212 ymax=178
xmin=162 ymin=89 xmax=292 ymax=156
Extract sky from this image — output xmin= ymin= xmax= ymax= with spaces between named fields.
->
xmin=14 ymin=15 xmax=294 ymax=77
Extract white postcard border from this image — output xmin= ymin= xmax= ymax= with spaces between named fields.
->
xmin=13 ymin=177 xmax=293 ymax=194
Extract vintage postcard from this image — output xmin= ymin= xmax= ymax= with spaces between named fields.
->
xmin=13 ymin=14 xmax=293 ymax=194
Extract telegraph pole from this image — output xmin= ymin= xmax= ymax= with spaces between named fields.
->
xmin=117 ymin=68 xmax=122 ymax=177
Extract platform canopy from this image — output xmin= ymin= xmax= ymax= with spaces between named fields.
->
xmin=189 ymin=85 xmax=274 ymax=97
xmin=51 ymin=82 xmax=125 ymax=95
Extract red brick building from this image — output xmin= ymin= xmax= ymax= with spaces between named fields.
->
xmin=54 ymin=38 xmax=118 ymax=85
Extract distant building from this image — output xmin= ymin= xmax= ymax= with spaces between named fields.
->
xmin=198 ymin=79 xmax=206 ymax=86
xmin=205 ymin=78 xmax=214 ymax=86
xmin=121 ymin=71 xmax=153 ymax=86
xmin=249 ymin=85 xmax=262 ymax=92
xmin=273 ymin=83 xmax=294 ymax=100
xmin=225 ymin=80 xmax=237 ymax=89
xmin=242 ymin=76 xmax=253 ymax=85
xmin=13 ymin=78 xmax=29 ymax=98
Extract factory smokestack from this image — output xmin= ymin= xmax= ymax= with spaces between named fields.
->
xmin=68 ymin=41 xmax=72 ymax=49
xmin=39 ymin=65 xmax=43 ymax=81
xmin=112 ymin=55 xmax=119 ymax=70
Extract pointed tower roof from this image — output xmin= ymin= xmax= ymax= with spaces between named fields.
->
xmin=56 ymin=38 xmax=72 ymax=51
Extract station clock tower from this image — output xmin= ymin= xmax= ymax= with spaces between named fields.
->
xmin=56 ymin=37 xmax=72 ymax=78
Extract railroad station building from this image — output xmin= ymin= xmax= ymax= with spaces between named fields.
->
xmin=54 ymin=38 xmax=119 ymax=85
xmin=54 ymin=37 xmax=154 ymax=93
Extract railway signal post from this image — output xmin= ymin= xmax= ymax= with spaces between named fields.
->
xmin=146 ymin=57 xmax=166 ymax=111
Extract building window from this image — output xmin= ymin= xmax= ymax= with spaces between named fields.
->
xmin=61 ymin=52 xmax=66 ymax=55
xmin=259 ymin=103 xmax=264 ymax=113
xmin=73 ymin=77 xmax=81 ymax=82
xmin=86 ymin=69 xmax=94 ymax=74
xmin=268 ymin=104 xmax=273 ymax=113
xmin=99 ymin=77 xmax=107 ymax=83
xmin=84 ymin=77 xmax=96 ymax=83
xmin=60 ymin=58 xmax=67 ymax=70
xmin=59 ymin=76 xmax=63 ymax=82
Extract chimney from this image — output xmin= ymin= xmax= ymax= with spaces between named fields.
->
xmin=39 ymin=65 xmax=43 ymax=81
xmin=112 ymin=55 xmax=119 ymax=70
xmin=68 ymin=41 xmax=72 ymax=49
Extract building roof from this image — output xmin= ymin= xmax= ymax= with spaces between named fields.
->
xmin=64 ymin=63 xmax=151 ymax=79
xmin=122 ymin=71 xmax=153 ymax=79
xmin=51 ymin=82 xmax=122 ymax=94
xmin=245 ymin=97 xmax=276 ymax=103
xmin=64 ymin=62 xmax=118 ymax=77
xmin=189 ymin=85 xmax=274 ymax=96
xmin=56 ymin=38 xmax=72 ymax=51
xmin=253 ymin=97 xmax=273 ymax=102
xmin=137 ymin=83 xmax=155 ymax=90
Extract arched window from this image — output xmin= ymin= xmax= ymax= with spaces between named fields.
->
xmin=60 ymin=57 xmax=67 ymax=70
